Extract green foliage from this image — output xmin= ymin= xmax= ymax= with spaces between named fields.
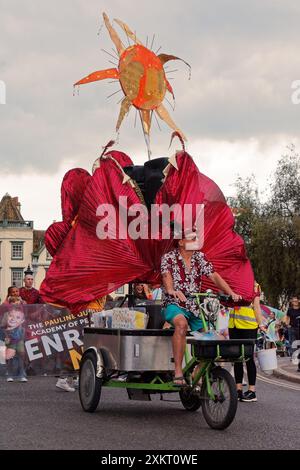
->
xmin=232 ymin=145 xmax=300 ymax=308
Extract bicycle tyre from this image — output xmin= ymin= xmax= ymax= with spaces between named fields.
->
xmin=79 ymin=351 xmax=102 ymax=412
xmin=201 ymin=367 xmax=237 ymax=430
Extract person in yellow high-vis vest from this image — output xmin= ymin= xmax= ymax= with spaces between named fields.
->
xmin=229 ymin=282 xmax=266 ymax=402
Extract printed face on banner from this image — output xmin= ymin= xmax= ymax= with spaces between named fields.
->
xmin=0 ymin=304 xmax=90 ymax=376
xmin=7 ymin=309 xmax=25 ymax=329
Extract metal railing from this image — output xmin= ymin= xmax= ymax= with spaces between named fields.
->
xmin=0 ymin=220 xmax=33 ymax=229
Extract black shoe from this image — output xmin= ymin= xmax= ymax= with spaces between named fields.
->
xmin=241 ymin=390 xmax=257 ymax=402
xmin=237 ymin=390 xmax=244 ymax=401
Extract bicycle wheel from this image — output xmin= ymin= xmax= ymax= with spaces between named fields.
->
xmin=179 ymin=387 xmax=202 ymax=411
xmin=201 ymin=366 xmax=237 ymax=430
xmin=79 ymin=351 xmax=102 ymax=412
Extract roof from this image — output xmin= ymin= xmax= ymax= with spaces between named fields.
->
xmin=33 ymin=230 xmax=46 ymax=255
xmin=0 ymin=194 xmax=24 ymax=221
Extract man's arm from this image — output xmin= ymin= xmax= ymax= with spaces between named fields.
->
xmin=285 ymin=310 xmax=291 ymax=326
xmin=208 ymin=272 xmax=241 ymax=302
xmin=162 ymin=272 xmax=186 ymax=302
xmin=252 ymin=296 xmax=265 ymax=328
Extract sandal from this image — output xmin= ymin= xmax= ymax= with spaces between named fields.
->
xmin=173 ymin=376 xmax=187 ymax=387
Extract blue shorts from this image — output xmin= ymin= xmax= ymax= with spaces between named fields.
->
xmin=162 ymin=304 xmax=203 ymax=332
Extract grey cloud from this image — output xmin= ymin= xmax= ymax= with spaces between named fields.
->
xmin=0 ymin=0 xmax=300 ymax=174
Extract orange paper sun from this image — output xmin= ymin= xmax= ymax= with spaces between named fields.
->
xmin=74 ymin=12 xmax=190 ymax=155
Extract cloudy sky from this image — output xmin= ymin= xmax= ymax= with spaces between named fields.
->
xmin=0 ymin=0 xmax=299 ymax=229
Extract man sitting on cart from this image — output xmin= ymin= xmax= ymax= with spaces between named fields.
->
xmin=161 ymin=231 xmax=241 ymax=386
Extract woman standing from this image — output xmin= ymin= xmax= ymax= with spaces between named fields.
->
xmin=286 ymin=296 xmax=300 ymax=371
xmin=229 ymin=282 xmax=266 ymax=402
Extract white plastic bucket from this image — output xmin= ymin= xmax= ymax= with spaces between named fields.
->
xmin=257 ymin=347 xmax=278 ymax=372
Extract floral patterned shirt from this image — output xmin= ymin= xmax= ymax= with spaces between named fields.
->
xmin=161 ymin=249 xmax=215 ymax=316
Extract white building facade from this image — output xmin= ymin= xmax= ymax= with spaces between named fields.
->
xmin=0 ymin=194 xmax=51 ymax=302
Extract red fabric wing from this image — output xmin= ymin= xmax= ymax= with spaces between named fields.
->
xmin=41 ymin=150 xmax=254 ymax=312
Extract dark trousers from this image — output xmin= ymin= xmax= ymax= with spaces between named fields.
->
xmin=229 ymin=327 xmax=258 ymax=386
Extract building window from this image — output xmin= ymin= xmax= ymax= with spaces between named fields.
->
xmin=11 ymin=268 xmax=24 ymax=288
xmin=115 ymin=286 xmax=124 ymax=294
xmin=11 ymin=242 xmax=24 ymax=260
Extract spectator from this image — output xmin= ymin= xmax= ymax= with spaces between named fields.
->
xmin=134 ymin=283 xmax=153 ymax=300
xmin=56 ymin=297 xmax=106 ymax=392
xmin=229 ymin=281 xmax=266 ymax=402
xmin=19 ymin=266 xmax=43 ymax=304
xmin=2 ymin=286 xmax=26 ymax=305
xmin=286 ymin=295 xmax=300 ymax=371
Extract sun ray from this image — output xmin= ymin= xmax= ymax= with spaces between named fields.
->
xmin=101 ymin=48 xmax=119 ymax=61
xmin=165 ymin=79 xmax=175 ymax=99
xmin=134 ymin=108 xmax=138 ymax=128
xmin=103 ymin=12 xmax=125 ymax=56
xmin=155 ymin=104 xmax=186 ymax=141
xmin=114 ymin=18 xmax=143 ymax=45
xmin=139 ymin=111 xmax=152 ymax=159
xmin=116 ymin=97 xmax=132 ymax=131
xmin=150 ymin=34 xmax=155 ymax=51
xmin=140 ymin=109 xmax=152 ymax=135
xmin=106 ymin=89 xmax=122 ymax=99
xmin=165 ymin=96 xmax=175 ymax=111
xmin=74 ymin=68 xmax=119 ymax=86
xmin=153 ymin=110 xmax=162 ymax=131
xmin=158 ymin=53 xmax=191 ymax=69
xmin=158 ymin=54 xmax=191 ymax=79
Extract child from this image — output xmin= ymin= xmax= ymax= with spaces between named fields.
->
xmin=3 ymin=286 xmax=26 ymax=305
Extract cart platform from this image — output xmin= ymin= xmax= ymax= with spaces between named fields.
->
xmin=83 ymin=328 xmax=255 ymax=371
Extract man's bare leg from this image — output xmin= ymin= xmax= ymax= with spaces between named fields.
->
xmin=172 ymin=314 xmax=188 ymax=382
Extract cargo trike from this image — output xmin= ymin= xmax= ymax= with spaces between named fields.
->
xmin=79 ymin=292 xmax=255 ymax=430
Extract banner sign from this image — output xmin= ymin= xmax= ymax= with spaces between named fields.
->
xmin=0 ymin=304 xmax=90 ymax=377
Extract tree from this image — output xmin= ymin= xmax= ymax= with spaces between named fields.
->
xmin=228 ymin=174 xmax=261 ymax=259
xmin=269 ymin=144 xmax=300 ymax=218
xmin=232 ymin=145 xmax=300 ymax=308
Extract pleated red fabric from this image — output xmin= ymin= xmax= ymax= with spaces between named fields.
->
xmin=155 ymin=152 xmax=254 ymax=300
xmin=40 ymin=151 xmax=254 ymax=313
xmin=45 ymin=168 xmax=92 ymax=257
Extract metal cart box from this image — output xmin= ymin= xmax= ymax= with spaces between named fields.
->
xmin=83 ymin=328 xmax=175 ymax=372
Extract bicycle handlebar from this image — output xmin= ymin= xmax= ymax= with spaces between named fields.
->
xmin=187 ymin=292 xmax=232 ymax=301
